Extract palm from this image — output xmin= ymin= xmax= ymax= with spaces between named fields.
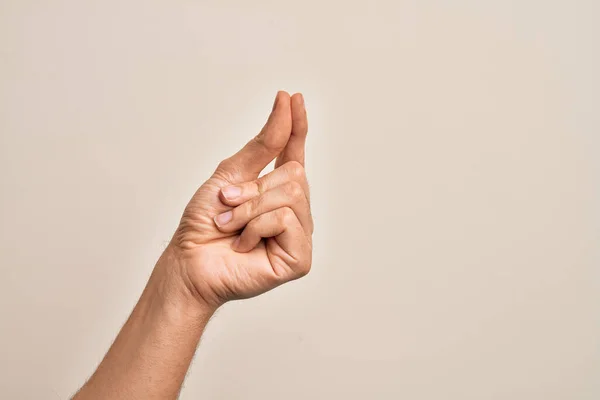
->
xmin=170 ymin=91 xmax=310 ymax=307
xmin=175 ymin=175 xmax=290 ymax=303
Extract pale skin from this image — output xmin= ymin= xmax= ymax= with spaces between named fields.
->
xmin=72 ymin=91 xmax=312 ymax=399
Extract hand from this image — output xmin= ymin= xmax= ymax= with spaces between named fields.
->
xmin=167 ymin=91 xmax=312 ymax=310
xmin=72 ymin=92 xmax=311 ymax=400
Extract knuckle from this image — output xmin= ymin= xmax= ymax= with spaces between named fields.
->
xmin=278 ymin=206 xmax=296 ymax=225
xmin=254 ymin=132 xmax=285 ymax=152
xmin=215 ymin=158 xmax=241 ymax=181
xmin=252 ymin=135 xmax=266 ymax=149
xmin=283 ymin=180 xmax=304 ymax=200
xmin=254 ymin=178 xmax=266 ymax=195
xmin=247 ymin=215 xmax=262 ymax=231
xmin=284 ymin=161 xmax=305 ymax=180
xmin=296 ymin=257 xmax=312 ymax=277
xmin=217 ymin=158 xmax=233 ymax=172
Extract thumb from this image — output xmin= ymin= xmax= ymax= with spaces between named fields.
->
xmin=216 ymin=91 xmax=292 ymax=183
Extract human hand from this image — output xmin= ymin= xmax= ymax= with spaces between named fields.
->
xmin=72 ymin=92 xmax=311 ymax=400
xmin=164 ymin=91 xmax=312 ymax=310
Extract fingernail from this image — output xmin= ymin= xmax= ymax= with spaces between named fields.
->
xmin=221 ymin=186 xmax=242 ymax=201
xmin=214 ymin=210 xmax=233 ymax=227
xmin=232 ymin=236 xmax=241 ymax=250
xmin=297 ymin=93 xmax=304 ymax=105
xmin=272 ymin=92 xmax=279 ymax=110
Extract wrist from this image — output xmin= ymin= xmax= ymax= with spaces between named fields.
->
xmin=151 ymin=245 xmax=218 ymax=321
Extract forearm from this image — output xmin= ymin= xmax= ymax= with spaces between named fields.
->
xmin=73 ymin=247 xmax=214 ymax=400
xmin=72 ymin=91 xmax=311 ymax=398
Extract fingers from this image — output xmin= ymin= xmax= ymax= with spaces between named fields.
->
xmin=233 ymin=208 xmax=312 ymax=278
xmin=214 ymin=180 xmax=313 ymax=235
xmin=216 ymin=91 xmax=292 ymax=182
xmin=219 ymin=160 xmax=309 ymax=207
xmin=276 ymin=93 xmax=308 ymax=168
xmin=232 ymin=207 xmax=296 ymax=252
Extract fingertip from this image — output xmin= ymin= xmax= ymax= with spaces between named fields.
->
xmin=291 ymin=93 xmax=307 ymax=118
xmin=218 ymin=189 xmax=230 ymax=205
xmin=273 ymin=90 xmax=291 ymax=111
xmin=259 ymin=91 xmax=292 ymax=151
xmin=231 ymin=237 xmax=253 ymax=253
xmin=291 ymin=92 xmax=304 ymax=107
xmin=273 ymin=92 xmax=292 ymax=122
xmin=290 ymin=93 xmax=308 ymax=138
xmin=231 ymin=236 xmax=241 ymax=251
xmin=214 ymin=210 xmax=233 ymax=230
xmin=219 ymin=185 xmax=242 ymax=205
